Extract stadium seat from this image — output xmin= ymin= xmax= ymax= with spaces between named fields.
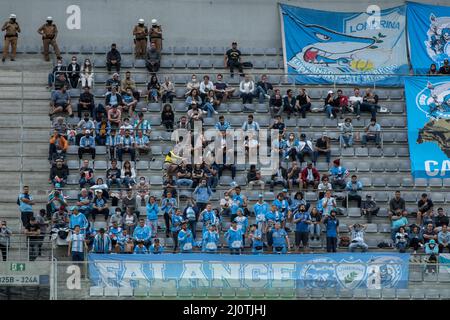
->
xmin=119 ymin=286 xmax=133 ymax=297
xmin=199 ymin=47 xmax=212 ymax=55
xmin=367 ymin=290 xmax=382 ymax=299
xmin=265 ymin=47 xmax=278 ymax=55
xmin=103 ymin=286 xmax=119 ymax=297
xmin=89 ymin=286 xmax=104 ymax=297
xmin=353 ymin=289 xmax=367 ymax=299
xmin=212 ymin=47 xmax=225 ymax=55
xmin=347 ymin=208 xmax=361 ymax=217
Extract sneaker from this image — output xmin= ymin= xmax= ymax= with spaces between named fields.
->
xmin=230 ymin=73 xmax=234 ymax=78
xmin=356 ymin=115 xmax=361 ymax=120
xmin=264 ymin=94 xmax=271 ymax=99
xmin=214 ymin=111 xmax=219 ymax=115
xmin=10 ymin=58 xmax=15 ymax=61
xmin=419 ymin=243 xmax=424 ymax=247
xmin=330 ymin=115 xmax=334 ymax=119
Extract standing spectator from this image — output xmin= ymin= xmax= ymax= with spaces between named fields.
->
xmin=225 ymin=221 xmax=243 ymax=254
xmin=78 ymin=129 xmax=96 ymax=160
xmin=121 ymin=161 xmax=136 ymax=188
xmin=417 ymin=193 xmax=434 ymax=226
xmin=348 ymin=223 xmax=368 ymax=252
xmin=145 ymin=196 xmax=159 ymax=236
xmin=349 ymin=88 xmax=363 ymax=119
xmin=329 ymin=159 xmax=349 ymax=190
xmin=92 ymin=228 xmax=112 ymax=253
xmin=178 ymin=222 xmax=195 ymax=253
xmin=438 ymin=59 xmax=450 ymax=75
xmin=295 ymin=88 xmax=311 ymax=119
xmin=389 ymin=190 xmax=405 ymax=216
xmin=106 ymin=43 xmax=121 ymax=73
xmin=213 ymin=73 xmax=235 ymax=103
xmin=199 ymin=75 xmax=214 ymax=102
xmin=271 ymin=222 xmax=290 ymax=254
xmin=409 ymin=225 xmax=424 ymax=254
xmin=269 ymin=89 xmax=283 ymax=117
xmin=106 ymin=159 xmax=121 ymax=188
xmin=147 ymin=74 xmax=161 ymax=102
xmin=360 ymin=88 xmax=379 ymax=119
xmin=184 ymin=200 xmax=199 ymax=240
xmin=133 ymin=18 xmax=148 ymax=59
xmin=2 ymin=14 xmax=21 ymax=62
xmin=161 ymin=192 xmax=177 ymax=238
xmin=186 ymin=74 xmax=200 ymax=97
xmin=239 ymin=74 xmax=255 ymax=104
xmin=50 ymin=85 xmax=73 ymax=117
xmin=47 ymin=58 xmax=66 ymax=89
xmin=309 ymin=208 xmax=322 ymax=241
xmin=224 ymin=41 xmax=243 ymax=78
xmin=254 ymin=74 xmax=273 ymax=103
xmin=361 ymin=194 xmax=379 ymax=223
xmin=344 ymin=175 xmax=363 ymax=208
xmin=249 ymin=224 xmax=264 ymax=254
xmin=161 ymin=104 xmax=175 ymax=131
xmin=24 ymin=217 xmax=40 ymax=261
xmin=68 ymin=225 xmax=87 ymax=261
xmin=171 ymin=209 xmax=185 ymax=253
xmin=78 ymin=86 xmax=95 ymax=118
xmin=428 ymin=63 xmax=438 ymax=75
xmin=297 ymin=133 xmax=314 ymax=164
xmin=293 ymin=204 xmax=311 ymax=252
xmin=149 ymin=19 xmax=163 ymax=52
xmin=193 ymin=179 xmax=212 ymax=212
xmin=48 ymin=129 xmax=68 ymax=162
xmin=321 ymin=190 xmax=337 ymax=216
xmin=67 ymin=56 xmax=80 ymax=88
xmin=340 ymin=117 xmax=354 ymax=148
xmin=313 ymin=132 xmax=331 ymax=165
xmin=69 ymin=207 xmax=89 ymax=235
xmin=300 ymin=162 xmax=320 ymax=190
xmin=282 ymin=89 xmax=296 ymax=118
xmin=160 ymin=77 xmax=175 ymax=103
xmin=438 ymin=225 xmax=450 ymax=253
xmin=118 ymin=129 xmax=136 ymax=162
xmin=0 ymin=221 xmax=11 ymax=261
xmin=425 ymin=240 xmax=439 ymax=274
xmin=395 ymin=226 xmax=409 ymax=253
xmin=324 ymin=90 xmax=339 ymax=119
xmin=323 ymin=209 xmax=339 ymax=252
xmin=18 ymin=186 xmax=34 ymax=227
xmin=49 ymin=158 xmax=69 ymax=187
xmin=361 ymin=118 xmax=381 ymax=148
xmin=80 ymin=59 xmax=94 ymax=88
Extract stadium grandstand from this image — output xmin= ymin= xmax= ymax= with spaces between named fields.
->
xmin=1 ymin=0 xmax=450 ymax=301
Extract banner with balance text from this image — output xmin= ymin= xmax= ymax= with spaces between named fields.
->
xmin=88 ymin=253 xmax=409 ymax=290
xmin=405 ymin=76 xmax=450 ymax=178
xmin=406 ymin=2 xmax=450 ymax=74
xmin=280 ymin=4 xmax=408 ymax=86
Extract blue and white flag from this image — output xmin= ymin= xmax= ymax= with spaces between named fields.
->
xmin=407 ymin=2 xmax=450 ymax=74
xmin=280 ymin=4 xmax=408 ymax=86
xmin=405 ymin=76 xmax=450 ymax=178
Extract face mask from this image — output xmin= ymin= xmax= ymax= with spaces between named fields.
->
xmin=72 ymin=60 xmax=77 ymax=64
xmin=57 ymin=63 xmax=62 ymax=67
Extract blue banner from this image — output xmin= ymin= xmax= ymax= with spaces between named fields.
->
xmin=407 ymin=2 xmax=450 ymax=74
xmin=405 ymin=76 xmax=450 ymax=178
xmin=88 ymin=253 xmax=409 ymax=289
xmin=280 ymin=4 xmax=408 ymax=86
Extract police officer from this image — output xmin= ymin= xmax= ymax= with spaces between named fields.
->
xmin=149 ymin=19 xmax=162 ymax=52
xmin=133 ymin=18 xmax=148 ymax=59
xmin=2 ymin=14 xmax=20 ymax=62
xmin=37 ymin=16 xmax=61 ymax=61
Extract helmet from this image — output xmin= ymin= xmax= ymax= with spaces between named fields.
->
xmin=138 ymin=18 xmax=144 ymax=23
xmin=47 ymin=16 xmax=53 ymax=21
xmin=151 ymin=19 xmax=157 ymax=24
xmin=10 ymin=14 xmax=16 ymax=19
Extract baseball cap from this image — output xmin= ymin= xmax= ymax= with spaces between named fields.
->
xmin=429 ymin=239 xmax=436 ymax=244
xmin=258 ymin=194 xmax=263 ymax=198
xmin=282 ymin=188 xmax=288 ymax=192
xmin=113 ymin=72 xmax=119 ymax=77
xmin=71 ymin=206 xmax=79 ymax=211
xmin=322 ymin=132 xmax=328 ymax=137
xmin=328 ymin=90 xmax=333 ymax=94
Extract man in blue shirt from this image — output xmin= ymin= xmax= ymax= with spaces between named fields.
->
xmin=68 ymin=225 xmax=87 ymax=261
xmin=69 ymin=206 xmax=89 ymax=235
xmin=225 ymin=221 xmax=243 ymax=255
xmin=133 ymin=241 xmax=149 ymax=254
xmin=18 ymin=186 xmax=35 ymax=227
xmin=171 ymin=209 xmax=185 ymax=253
xmin=323 ymin=209 xmax=340 ymax=253
xmin=149 ymin=238 xmax=164 ymax=254
xmin=293 ymin=205 xmax=311 ymax=252
xmin=200 ymin=203 xmax=218 ymax=235
xmin=78 ymin=129 xmax=96 ymax=160
xmin=214 ymin=115 xmax=232 ymax=132
xmin=146 ymin=196 xmax=159 ymax=237
xmin=344 ymin=175 xmax=363 ymax=208
xmin=118 ymin=129 xmax=136 ymax=161
xmin=249 ymin=224 xmax=264 ymax=254
xmin=271 ymin=222 xmax=290 ymax=254
xmin=202 ymin=225 xmax=219 ymax=253
xmin=193 ymin=179 xmax=212 ymax=212
xmin=254 ymin=195 xmax=269 ymax=232
xmin=132 ymin=218 xmax=152 ymax=248
xmin=329 ymin=159 xmax=349 ymax=190
xmin=178 ymin=222 xmax=194 ymax=253
xmin=92 ymin=228 xmax=112 ymax=254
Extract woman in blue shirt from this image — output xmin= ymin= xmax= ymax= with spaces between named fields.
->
xmin=271 ymin=222 xmax=290 ymax=254
xmin=146 ymin=196 xmax=159 ymax=237
xmin=171 ymin=209 xmax=185 ymax=253
xmin=249 ymin=224 xmax=264 ymax=254
xmin=202 ymin=225 xmax=220 ymax=253
xmin=178 ymin=222 xmax=195 ymax=253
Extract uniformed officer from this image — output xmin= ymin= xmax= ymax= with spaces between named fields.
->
xmin=149 ymin=19 xmax=162 ymax=52
xmin=2 ymin=14 xmax=21 ymax=62
xmin=133 ymin=18 xmax=148 ymax=59
xmin=37 ymin=16 xmax=61 ymax=61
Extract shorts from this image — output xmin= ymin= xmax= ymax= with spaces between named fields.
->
xmin=295 ymin=231 xmax=309 ymax=247
xmin=56 ymin=102 xmax=68 ymax=110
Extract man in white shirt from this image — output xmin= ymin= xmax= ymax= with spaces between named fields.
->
xmin=348 ymin=223 xmax=368 ymax=252
xmin=349 ymin=87 xmax=363 ymax=120
xmin=321 ymin=190 xmax=337 ymax=216
xmin=68 ymin=225 xmax=87 ymax=261
xmin=199 ymin=75 xmax=214 ymax=102
xmin=239 ymin=74 xmax=255 ymax=104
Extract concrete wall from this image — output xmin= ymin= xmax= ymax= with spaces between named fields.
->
xmin=1 ymin=0 xmax=449 ymax=50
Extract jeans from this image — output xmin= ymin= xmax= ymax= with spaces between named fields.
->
xmin=326 ymin=236 xmax=337 ymax=252
xmin=349 ymin=241 xmax=368 ymax=252
xmin=118 ymin=147 xmax=136 ymax=161
xmin=208 ymin=176 xmax=218 ymax=192
xmin=95 ymin=135 xmax=107 ymax=146
xmin=164 ymin=212 xmax=170 ymax=235
xmin=28 ymin=240 xmax=39 ymax=261
xmin=79 ymin=177 xmax=95 ymax=188
xmin=340 ymin=135 xmax=353 ymax=147
xmin=241 ymin=92 xmax=253 ymax=104
xmin=203 ymin=102 xmax=217 ymax=117
xmin=362 ymin=134 xmax=381 ymax=146
xmin=48 ymin=73 xmax=54 ymax=87
xmin=356 ymin=102 xmax=377 ymax=118
xmin=313 ymin=150 xmax=330 ymax=164
xmin=122 ymin=177 xmax=136 ymax=188
xmin=298 ymin=103 xmax=311 ymax=118
xmin=396 ymin=242 xmax=407 ymax=252
xmin=91 ymin=208 xmax=109 ymax=221
xmin=309 ymin=224 xmax=321 ymax=237
xmin=107 ymin=178 xmax=121 ymax=188
xmin=298 ymin=149 xmax=314 ymax=163
xmin=107 ymin=61 xmax=121 ymax=73
xmin=176 ymin=179 xmax=193 ymax=188
xmin=255 ymin=86 xmax=270 ymax=103
xmin=48 ymin=144 xmax=66 ymax=161
xmin=162 ymin=92 xmax=175 ymax=104
xmin=172 ymin=231 xmax=179 ymax=252
xmin=325 ymin=104 xmax=338 ymax=118
xmin=77 ymin=102 xmax=95 ymax=118
xmin=72 ymin=251 xmax=84 ymax=261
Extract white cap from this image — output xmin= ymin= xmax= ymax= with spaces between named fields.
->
xmin=151 ymin=19 xmax=157 ymax=24
xmin=47 ymin=16 xmax=53 ymax=20
xmin=85 ymin=129 xmax=90 ymax=134
xmin=328 ymin=90 xmax=333 ymax=94
xmin=138 ymin=18 xmax=144 ymax=23
xmin=10 ymin=14 xmax=16 ymax=19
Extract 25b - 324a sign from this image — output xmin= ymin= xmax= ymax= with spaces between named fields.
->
xmin=0 ymin=275 xmax=40 ymax=286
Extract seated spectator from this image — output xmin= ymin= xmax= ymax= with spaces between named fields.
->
xmin=121 ymin=71 xmax=136 ymax=94
xmin=48 ymin=129 xmax=68 ymax=162
xmin=301 ymin=162 xmax=320 ymax=190
xmin=176 ymin=162 xmax=193 ymax=188
xmin=49 ymin=158 xmax=69 ymax=187
xmin=105 ymin=86 xmax=123 ymax=111
xmin=318 ymin=175 xmax=333 ymax=199
xmin=324 ymin=90 xmax=339 ymax=119
xmin=321 ymin=190 xmax=337 ymax=216
xmin=122 ymin=88 xmax=138 ymax=116
xmin=67 ymin=55 xmax=80 ymax=88
xmin=217 ymin=138 xmax=236 ymax=180
xmin=122 ymin=189 xmax=138 ymax=215
xmin=105 ymin=72 xmax=121 ymax=92
xmin=76 ymin=113 xmax=95 ymax=144
xmin=106 ymin=129 xmax=120 ymax=159
xmin=191 ymin=164 xmax=205 ymax=189
xmin=297 ymin=133 xmax=314 ymax=164
xmin=203 ymin=161 xmax=219 ymax=192
xmin=76 ymin=188 xmax=93 ymax=217
xmin=328 ymin=159 xmax=349 ymax=190
xmin=422 ymin=210 xmax=434 ymax=229
xmin=121 ymin=160 xmax=136 ymax=188
xmin=417 ymin=193 xmax=434 ymax=226
xmin=91 ymin=178 xmax=109 ymax=199
xmin=428 ymin=63 xmax=438 ymax=75
xmin=132 ymin=218 xmax=152 ymax=247
xmin=214 ymin=73 xmax=234 ymax=103
xmin=270 ymin=165 xmax=288 ymax=192
xmin=91 ymin=189 xmax=109 ymax=221
xmin=214 ymin=115 xmax=232 ymax=132
xmin=408 ymin=225 xmax=423 ymax=254
xmin=344 ymin=175 xmax=363 ymax=208
xmin=389 ymin=190 xmax=406 ymax=216
xmin=135 ymin=177 xmax=150 ymax=206
xmin=54 ymin=72 xmax=70 ymax=91
xmin=145 ymin=42 xmax=160 ymax=72
xmin=290 ymin=191 xmax=309 ymax=212
xmin=187 ymin=103 xmax=204 ymax=125
xmin=203 ymin=90 xmax=219 ymax=117
xmin=161 ymin=104 xmax=175 ymax=131
xmin=395 ymin=226 xmax=409 ymax=253
xmin=122 ymin=208 xmax=139 ymax=235
xmin=93 ymin=103 xmax=107 ymax=123
xmin=423 ymin=222 xmax=438 ymax=244
xmin=185 ymin=88 xmax=202 ymax=110
xmin=77 ymin=86 xmax=95 ymax=118
xmin=50 ymin=85 xmax=73 ymax=117
xmin=269 ymin=89 xmax=283 ymax=117
xmin=145 ymin=74 xmax=160 ymax=103
xmin=149 ymin=238 xmax=164 ymax=254
xmin=239 ymin=74 xmax=255 ymax=104
xmin=295 ymin=88 xmax=311 ymax=119
xmin=199 ymin=75 xmax=214 ymax=102
xmin=160 ymin=77 xmax=175 ymax=104
xmin=284 ymin=132 xmax=299 ymax=161
xmin=52 ymin=207 xmax=69 ymax=228
xmin=390 ymin=209 xmax=408 ymax=239
xmin=287 ymin=162 xmax=301 ymax=190
xmin=135 ymin=130 xmax=151 ymax=159
xmin=48 ymin=58 xmax=66 ymax=89
xmin=254 ymin=74 xmax=273 ymax=104
xmin=224 ymin=41 xmax=243 ymax=78
xmin=269 ymin=115 xmax=286 ymax=136
xmin=335 ymin=89 xmax=349 ymax=118
xmin=313 ymin=132 xmax=331 ymax=165
xmin=361 ymin=194 xmax=379 ymax=223
xmin=361 ymin=118 xmax=381 ymax=148
xmin=438 ymin=58 xmax=450 ymax=74
xmin=79 ymin=159 xmax=94 ymax=188
xmin=435 ymin=208 xmax=449 ymax=232
xmin=349 ymin=87 xmax=363 ymax=119
xmin=438 ymin=224 xmax=450 ymax=253
xmin=78 ymin=129 xmax=95 ymax=160
xmin=95 ymin=117 xmax=110 ymax=146
xmin=360 ymin=88 xmax=379 ymax=119
xmin=340 ymin=117 xmax=354 ymax=148
xmin=348 ymin=223 xmax=368 ymax=252
xmin=80 ymin=58 xmax=94 ymax=88
xmin=242 ymin=114 xmax=260 ymax=133
xmin=106 ymin=43 xmax=121 ymax=73
xmin=282 ymin=89 xmax=296 ymax=118
xmin=248 ymin=164 xmax=265 ymax=191
xmin=106 ymin=159 xmax=121 ymax=188
xmin=118 ymin=129 xmax=136 ymax=162
xmin=52 ymin=116 xmax=68 ymax=136
xmin=186 ymin=74 xmax=200 ymax=97
xmin=133 ymin=112 xmax=151 ymax=136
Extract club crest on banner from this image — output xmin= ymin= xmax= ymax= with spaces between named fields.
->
xmin=335 ymin=259 xmax=367 ymax=289
xmin=425 ymin=14 xmax=450 ymax=66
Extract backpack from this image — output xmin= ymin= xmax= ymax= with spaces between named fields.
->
xmin=339 ymin=236 xmax=350 ymax=247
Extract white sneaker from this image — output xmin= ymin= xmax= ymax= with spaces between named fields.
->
xmin=330 ymin=115 xmax=334 ymax=119
xmin=214 ymin=111 xmax=219 ymax=115
xmin=265 ymin=94 xmax=271 ymax=99
xmin=203 ymin=110 xmax=208 ymax=114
